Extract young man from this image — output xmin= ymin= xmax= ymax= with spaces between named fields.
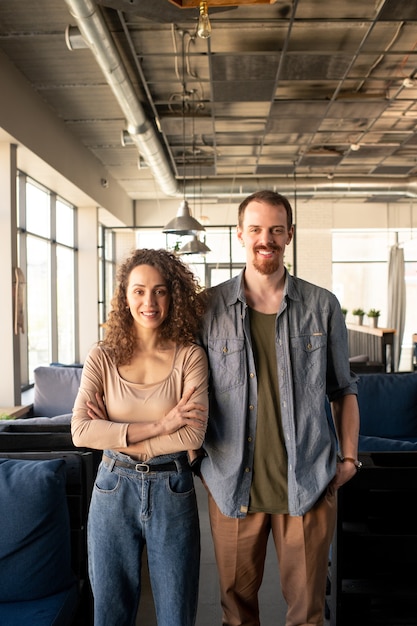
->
xmin=199 ymin=189 xmax=360 ymax=626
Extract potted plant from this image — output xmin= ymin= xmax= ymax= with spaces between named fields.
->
xmin=352 ymin=308 xmax=365 ymax=325
xmin=367 ymin=309 xmax=381 ymax=328
xmin=341 ymin=307 xmax=348 ymax=319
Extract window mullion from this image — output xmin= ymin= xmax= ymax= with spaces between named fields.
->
xmin=50 ymin=192 xmax=58 ymax=364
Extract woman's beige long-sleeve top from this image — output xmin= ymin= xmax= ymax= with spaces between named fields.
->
xmin=71 ymin=343 xmax=208 ymax=461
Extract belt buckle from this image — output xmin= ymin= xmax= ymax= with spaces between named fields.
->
xmin=135 ymin=462 xmax=150 ymax=473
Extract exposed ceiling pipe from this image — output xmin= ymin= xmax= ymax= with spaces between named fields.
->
xmin=61 ymin=0 xmax=417 ymax=204
xmin=63 ymin=0 xmax=179 ymax=197
xmin=183 ymin=177 xmax=417 ymax=199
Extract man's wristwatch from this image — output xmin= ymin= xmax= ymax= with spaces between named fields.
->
xmin=339 ymin=455 xmax=363 ymax=471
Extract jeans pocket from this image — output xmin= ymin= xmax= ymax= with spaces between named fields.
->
xmin=94 ymin=464 xmax=121 ymax=493
xmin=167 ymin=471 xmax=194 ymax=496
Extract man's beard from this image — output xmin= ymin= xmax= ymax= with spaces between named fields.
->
xmin=252 ymin=245 xmax=281 ymax=275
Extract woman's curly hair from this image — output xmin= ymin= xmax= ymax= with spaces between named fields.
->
xmin=101 ymin=248 xmax=208 ymax=366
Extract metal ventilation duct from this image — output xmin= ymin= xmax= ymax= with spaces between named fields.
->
xmin=62 ymin=0 xmax=417 ymax=204
xmin=64 ymin=0 xmax=179 ymax=197
xmin=184 ymin=177 xmax=417 ymax=199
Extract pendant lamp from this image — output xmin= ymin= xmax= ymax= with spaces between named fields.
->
xmin=163 ymin=30 xmax=205 ymax=236
xmin=178 ymin=234 xmax=211 ymax=255
xmin=163 ymin=200 xmax=205 ymax=235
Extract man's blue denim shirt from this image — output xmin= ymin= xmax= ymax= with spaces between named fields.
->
xmin=199 ymin=270 xmax=358 ymax=518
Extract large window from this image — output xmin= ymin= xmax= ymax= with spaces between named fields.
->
xmin=17 ymin=174 xmax=78 ymax=385
xmin=100 ymin=226 xmax=246 ymax=325
xmin=332 ymin=229 xmax=417 ymax=371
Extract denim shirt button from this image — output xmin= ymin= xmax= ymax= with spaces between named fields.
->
xmin=307 ymin=342 xmax=312 ymax=350
xmin=222 ymin=346 xmax=228 ymax=353
xmin=245 ymin=467 xmax=251 ymax=473
xmin=250 ymin=372 xmax=255 ymax=378
xmin=247 ymin=436 xmax=252 ymax=442
xmin=249 ymin=404 xmax=254 ymax=410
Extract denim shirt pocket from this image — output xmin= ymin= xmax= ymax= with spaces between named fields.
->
xmin=208 ymin=338 xmax=245 ymax=392
xmin=290 ymin=333 xmax=327 ymax=389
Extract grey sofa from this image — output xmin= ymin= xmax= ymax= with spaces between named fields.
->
xmin=0 ymin=364 xmax=83 ymax=432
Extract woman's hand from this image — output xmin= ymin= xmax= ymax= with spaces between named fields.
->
xmin=159 ymin=387 xmax=208 ymax=435
xmin=86 ymin=393 xmax=108 ymax=421
xmin=87 ymin=386 xmax=207 ymax=447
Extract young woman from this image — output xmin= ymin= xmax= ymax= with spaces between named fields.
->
xmin=71 ymin=248 xmax=208 ymax=626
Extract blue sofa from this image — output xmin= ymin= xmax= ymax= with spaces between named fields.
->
xmin=5 ymin=366 xmax=417 ymax=450
xmin=0 ymin=365 xmax=95 ymax=625
xmin=0 ymin=449 xmax=95 ymax=626
xmin=354 ymin=372 xmax=417 ymax=452
xmin=5 ymin=366 xmax=417 ymax=451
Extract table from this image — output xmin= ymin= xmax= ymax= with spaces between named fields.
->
xmin=0 ymin=404 xmax=33 ymax=419
xmin=347 ymin=324 xmax=396 ymax=372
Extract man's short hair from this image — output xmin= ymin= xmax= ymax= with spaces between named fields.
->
xmin=238 ymin=190 xmax=293 ymax=231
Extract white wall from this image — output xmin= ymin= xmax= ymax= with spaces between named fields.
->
xmin=77 ymin=206 xmax=100 ymax=362
xmin=0 ymin=144 xmax=20 ymax=405
xmin=0 ymin=49 xmax=133 ymax=226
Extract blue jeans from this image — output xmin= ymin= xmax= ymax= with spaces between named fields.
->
xmin=88 ymin=450 xmax=201 ymax=626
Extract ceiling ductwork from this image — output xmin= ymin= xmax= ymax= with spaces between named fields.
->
xmin=183 ymin=177 xmax=417 ymax=200
xmin=63 ymin=0 xmax=179 ymax=197
xmin=56 ymin=0 xmax=417 ymax=204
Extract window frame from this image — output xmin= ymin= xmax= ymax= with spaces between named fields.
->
xmin=17 ymin=171 xmax=78 ymax=386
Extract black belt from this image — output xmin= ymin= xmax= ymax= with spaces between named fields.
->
xmin=102 ymin=454 xmax=188 ymax=474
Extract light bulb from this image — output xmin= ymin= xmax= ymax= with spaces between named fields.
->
xmin=403 ymin=77 xmax=415 ymax=89
xmin=197 ymin=2 xmax=211 ymax=39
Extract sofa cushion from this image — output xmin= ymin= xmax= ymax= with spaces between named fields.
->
xmin=2 ymin=414 xmax=72 ymax=429
xmin=357 ymin=372 xmax=417 ymax=439
xmin=0 ymin=458 xmax=75 ymax=602
xmin=33 ymin=366 xmax=82 ymax=417
xmin=359 ymin=434 xmax=417 ymax=452
xmin=0 ymin=584 xmax=79 ymax=626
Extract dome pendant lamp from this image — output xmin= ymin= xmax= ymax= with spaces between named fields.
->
xmin=163 ymin=199 xmax=205 ymax=235
xmin=163 ymin=32 xmax=205 ymax=236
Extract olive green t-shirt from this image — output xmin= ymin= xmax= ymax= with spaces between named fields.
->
xmin=248 ymin=308 xmax=288 ymax=514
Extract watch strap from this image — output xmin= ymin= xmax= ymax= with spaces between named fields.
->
xmin=342 ymin=456 xmax=362 ymax=470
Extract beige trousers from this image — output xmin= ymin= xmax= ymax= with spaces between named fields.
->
xmin=207 ymin=489 xmax=337 ymax=626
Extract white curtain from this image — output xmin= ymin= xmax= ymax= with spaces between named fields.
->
xmin=387 ymin=244 xmax=406 ymax=371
